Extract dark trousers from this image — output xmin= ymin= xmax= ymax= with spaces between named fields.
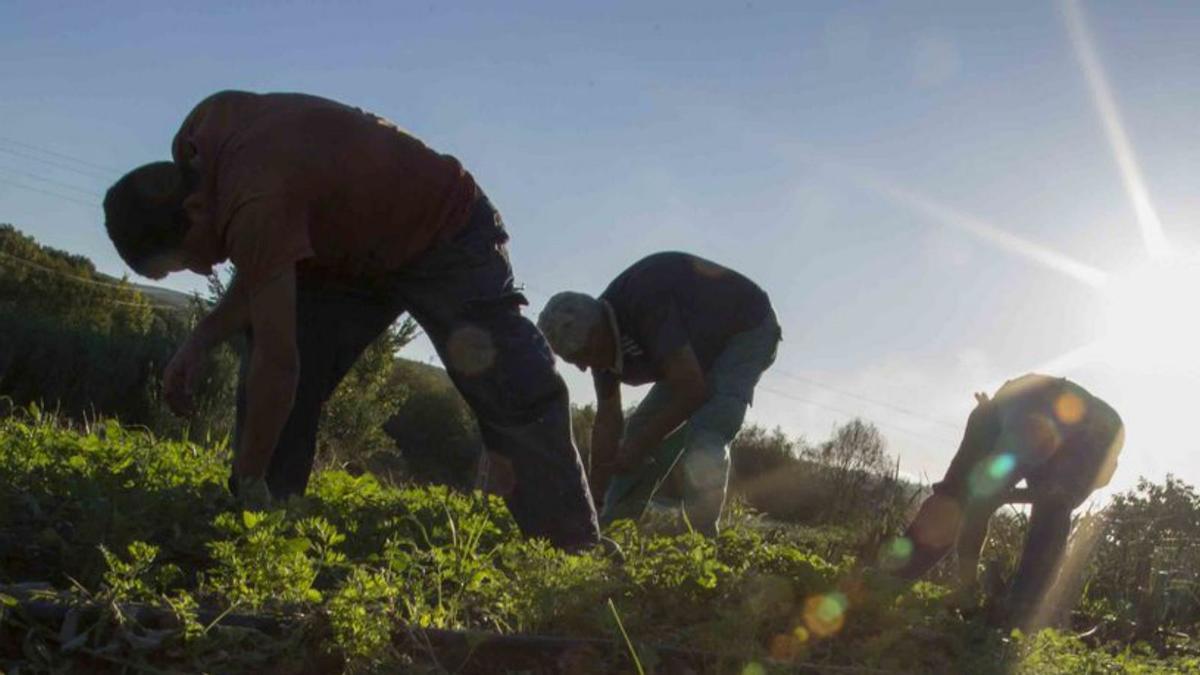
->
xmin=232 ymin=195 xmax=600 ymax=549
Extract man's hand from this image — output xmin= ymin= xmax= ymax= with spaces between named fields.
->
xmin=163 ymin=340 xmax=207 ymax=416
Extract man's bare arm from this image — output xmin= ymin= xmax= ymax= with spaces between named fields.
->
xmin=191 ymin=273 xmax=251 ymax=350
xmin=615 ymin=344 xmax=708 ymax=470
xmin=592 ymin=385 xmax=623 ymax=468
xmin=234 ymin=271 xmax=300 ymax=480
xmin=588 ymin=379 xmax=624 ymax=504
xmin=163 ymin=274 xmax=254 ymax=415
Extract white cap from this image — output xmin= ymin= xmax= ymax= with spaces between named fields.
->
xmin=537 ymin=291 xmax=604 ymax=358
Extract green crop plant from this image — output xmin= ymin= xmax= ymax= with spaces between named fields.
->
xmin=1 ymin=409 xmax=1198 ymax=673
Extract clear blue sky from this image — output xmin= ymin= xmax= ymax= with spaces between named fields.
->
xmin=3 ymin=1 xmax=1198 ymax=496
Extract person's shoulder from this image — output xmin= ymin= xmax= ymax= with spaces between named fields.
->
xmin=187 ymin=90 xmax=348 ymax=124
xmin=187 ymin=90 xmax=258 ymax=115
xmin=639 ymin=251 xmax=694 ymax=268
xmin=995 ymin=372 xmax=1058 ymax=397
xmin=176 ymin=90 xmax=258 ymax=136
xmin=614 ymin=251 xmax=693 ymax=282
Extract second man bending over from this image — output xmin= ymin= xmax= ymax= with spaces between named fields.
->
xmin=538 ymin=252 xmax=781 ymax=536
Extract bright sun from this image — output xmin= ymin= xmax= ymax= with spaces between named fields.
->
xmin=1100 ymin=254 xmax=1200 ymax=374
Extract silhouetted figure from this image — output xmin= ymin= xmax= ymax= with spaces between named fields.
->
xmin=102 ymin=90 xmax=598 ymax=550
xmin=537 ymin=252 xmax=781 ymax=536
xmin=890 ymin=373 xmax=1124 ymax=626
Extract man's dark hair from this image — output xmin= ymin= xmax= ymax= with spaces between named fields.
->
xmin=103 ymin=161 xmax=191 ymax=274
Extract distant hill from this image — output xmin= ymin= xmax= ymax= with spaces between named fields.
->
xmin=128 ymin=282 xmax=197 ymax=311
xmin=393 ymin=356 xmax=453 ymax=389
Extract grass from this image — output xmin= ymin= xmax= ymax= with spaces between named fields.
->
xmin=0 ymin=410 xmax=1196 ymax=673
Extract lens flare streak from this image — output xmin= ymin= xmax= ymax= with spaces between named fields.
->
xmin=1060 ymin=0 xmax=1171 ymax=259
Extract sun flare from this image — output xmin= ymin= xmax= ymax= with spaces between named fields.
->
xmin=1099 ymin=254 xmax=1200 ymax=374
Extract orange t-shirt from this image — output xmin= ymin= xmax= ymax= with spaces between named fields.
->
xmin=172 ymin=90 xmax=478 ymax=290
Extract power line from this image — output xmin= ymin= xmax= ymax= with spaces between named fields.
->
xmin=754 ymin=383 xmax=961 ymax=446
xmin=0 ymin=176 xmax=98 ymax=209
xmin=0 ymin=250 xmax=138 ymax=291
xmin=0 ymin=166 xmax=102 ymax=198
xmin=767 ymin=367 xmax=963 ymax=431
xmin=0 ymin=145 xmax=114 ymax=182
xmin=0 ymin=257 xmax=185 ymax=314
xmin=0 ymin=135 xmax=123 ymax=174
xmin=0 ymin=250 xmax=186 ymax=310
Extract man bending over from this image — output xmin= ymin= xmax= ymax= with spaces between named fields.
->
xmin=103 ymin=90 xmax=599 ymax=550
xmin=890 ymin=373 xmax=1124 ymax=624
xmin=537 ymin=252 xmax=781 ymax=536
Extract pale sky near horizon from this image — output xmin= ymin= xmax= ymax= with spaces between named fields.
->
xmin=2 ymin=1 xmax=1198 ymax=499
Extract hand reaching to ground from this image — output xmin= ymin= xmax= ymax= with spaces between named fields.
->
xmin=163 ymin=341 xmax=206 ymax=416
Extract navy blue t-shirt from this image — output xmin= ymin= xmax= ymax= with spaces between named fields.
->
xmin=594 ymin=252 xmax=771 ymax=394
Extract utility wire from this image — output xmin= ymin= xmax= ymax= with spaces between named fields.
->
xmin=0 ymin=260 xmax=184 ymax=313
xmin=0 ymin=252 xmax=189 ymax=313
xmin=0 ymin=176 xmax=98 ymax=209
xmin=767 ymin=367 xmax=963 ymax=431
xmin=0 ymin=145 xmax=113 ymax=181
xmin=0 ymin=250 xmax=135 ymax=291
xmin=0 ymin=135 xmax=123 ymax=174
xmin=755 ymin=383 xmax=961 ymax=446
xmin=0 ymin=166 xmax=103 ymax=198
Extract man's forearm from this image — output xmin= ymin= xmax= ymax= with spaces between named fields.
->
xmin=622 ymin=386 xmax=706 ymax=460
xmin=236 ymin=354 xmax=298 ymax=478
xmin=191 ymin=276 xmax=250 ymax=350
xmin=591 ymin=407 xmax=623 ymax=468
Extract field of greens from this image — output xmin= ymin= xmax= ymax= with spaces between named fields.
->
xmin=1 ymin=410 xmax=1196 ymax=674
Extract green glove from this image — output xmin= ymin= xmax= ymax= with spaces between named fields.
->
xmin=236 ymin=474 xmax=273 ymax=511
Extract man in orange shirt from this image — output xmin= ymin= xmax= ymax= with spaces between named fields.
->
xmin=103 ymin=90 xmax=599 ymax=550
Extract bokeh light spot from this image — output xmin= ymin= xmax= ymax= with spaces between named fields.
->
xmin=879 ymin=535 xmax=914 ymax=571
xmin=1054 ymin=392 xmax=1087 ymax=425
xmin=446 ymin=325 xmax=496 ymax=377
xmin=968 ymin=451 xmax=1017 ymax=499
xmin=988 ymin=453 xmax=1016 ymax=480
xmin=741 ymin=662 xmax=766 ymax=675
xmin=803 ymin=591 xmax=848 ymax=638
xmin=793 ymin=626 xmax=810 ymax=643
xmin=909 ymin=494 xmax=962 ymax=550
xmin=1009 ymin=413 xmax=1062 ymax=463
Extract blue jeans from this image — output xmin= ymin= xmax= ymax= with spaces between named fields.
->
xmin=232 ymin=194 xmax=600 ymax=550
xmin=601 ymin=309 xmax=781 ymax=535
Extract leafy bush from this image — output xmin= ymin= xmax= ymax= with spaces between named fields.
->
xmin=317 ymin=320 xmax=417 ymax=475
